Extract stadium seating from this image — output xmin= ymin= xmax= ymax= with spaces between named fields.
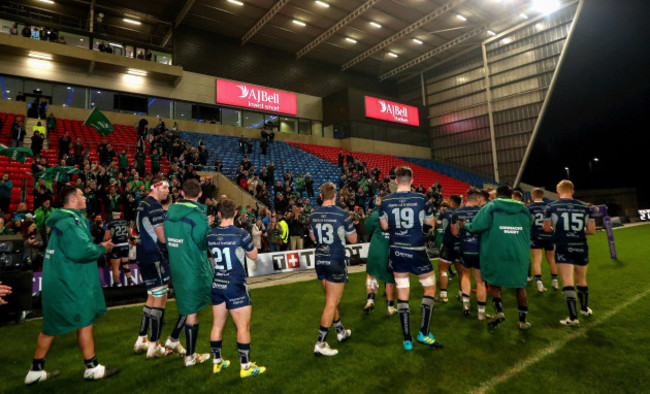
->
xmin=287 ymin=142 xmax=470 ymax=198
xmin=0 ymin=112 xmax=34 ymax=211
xmin=397 ymin=156 xmax=494 ymax=188
xmin=47 ymin=118 xmax=171 ymax=173
xmin=177 ymin=132 xmax=341 ymax=205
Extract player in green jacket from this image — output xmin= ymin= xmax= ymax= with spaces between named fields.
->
xmin=463 ymin=185 xmax=532 ymax=330
xmin=363 ymin=192 xmax=396 ymax=315
xmin=25 ymin=186 xmax=118 ymax=385
xmin=164 ymin=179 xmax=213 ymax=367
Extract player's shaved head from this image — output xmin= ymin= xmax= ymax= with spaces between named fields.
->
xmin=218 ymin=199 xmax=237 ymax=219
xmin=531 ymin=188 xmax=544 ymax=199
xmin=466 ymin=188 xmax=481 ymax=203
xmin=449 ymin=195 xmax=462 ymax=207
xmin=320 ymin=182 xmax=337 ymax=201
xmin=395 ymin=166 xmax=413 ymax=186
xmin=557 ymin=180 xmax=574 ymax=195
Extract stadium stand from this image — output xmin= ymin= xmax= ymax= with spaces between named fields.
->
xmin=47 ymin=118 xmax=171 ymax=173
xmin=287 ymin=142 xmax=470 ymax=198
xmin=177 ymin=131 xmax=341 ymax=204
xmin=1 ymin=112 xmax=34 ymax=211
xmin=398 ymin=156 xmax=494 ymax=189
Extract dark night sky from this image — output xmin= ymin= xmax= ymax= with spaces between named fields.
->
xmin=522 ymin=0 xmax=650 ymax=205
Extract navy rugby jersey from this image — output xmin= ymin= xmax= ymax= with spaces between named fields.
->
xmin=438 ymin=207 xmax=457 ymax=246
xmin=379 ymin=191 xmax=433 ymax=249
xmin=451 ymin=205 xmax=481 ymax=255
xmin=544 ymin=198 xmax=593 ymax=244
xmin=528 ymin=201 xmax=552 ymax=240
xmin=207 ymin=225 xmax=255 ymax=284
xmin=309 ymin=205 xmax=355 ymax=261
xmin=106 ymin=218 xmax=129 ymax=246
xmin=136 ymin=196 xmax=166 ymax=254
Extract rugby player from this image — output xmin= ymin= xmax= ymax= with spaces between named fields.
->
xmin=528 ymin=188 xmax=559 ymax=292
xmin=463 ymin=185 xmax=532 ymax=330
xmin=104 ymin=211 xmax=134 ymax=287
xmin=363 ymin=192 xmax=396 ymax=315
xmin=310 ymin=182 xmax=356 ymax=356
xmin=436 ymin=195 xmax=462 ymax=303
xmin=380 ymin=167 xmax=442 ymax=350
xmin=163 ymin=179 xmax=212 ymax=366
xmin=451 ymin=188 xmax=489 ymax=319
xmin=133 ymin=177 xmax=186 ymax=358
xmin=543 ymin=180 xmax=595 ymax=326
xmin=208 ymin=199 xmax=266 ymax=377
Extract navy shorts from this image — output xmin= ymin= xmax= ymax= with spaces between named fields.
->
xmin=531 ymin=237 xmax=554 ymax=251
xmin=389 ymin=247 xmax=433 ymax=276
xmin=555 ymin=243 xmax=589 ymax=266
xmin=110 ymin=244 xmax=129 ymax=260
xmin=137 ymin=252 xmax=170 ymax=289
xmin=315 ymin=258 xmax=348 ymax=283
xmin=211 ymin=281 xmax=251 ymax=309
xmin=460 ymin=254 xmax=480 ymax=270
xmin=439 ymin=242 xmax=460 ymax=264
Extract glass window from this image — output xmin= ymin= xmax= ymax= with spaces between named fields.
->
xmin=221 ymin=108 xmax=240 ymax=126
xmin=52 ymin=84 xmax=86 ymax=108
xmin=264 ymin=114 xmax=279 ymax=130
xmin=311 ymin=121 xmax=323 ymax=137
xmin=125 ymin=45 xmax=135 ymax=58
xmin=174 ymin=101 xmax=192 ymax=120
xmin=25 ymin=79 xmax=53 ymax=97
xmin=242 ymin=111 xmax=265 ymax=129
xmin=89 ymin=88 xmax=115 ymax=112
xmin=62 ymin=31 xmax=89 ymax=49
xmin=298 ymin=119 xmax=310 ymax=134
xmin=148 ymin=98 xmax=171 ymax=118
xmin=279 ymin=117 xmax=296 ymax=133
xmin=151 ymin=50 xmax=172 ymax=65
xmin=0 ymin=75 xmax=24 ymax=101
xmin=0 ymin=19 xmax=15 ymax=34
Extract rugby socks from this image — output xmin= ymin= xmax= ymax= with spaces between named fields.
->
xmin=210 ymin=340 xmax=222 ymax=362
xmin=461 ymin=293 xmax=470 ymax=310
xmin=317 ymin=326 xmax=330 ymax=343
xmin=535 ymin=274 xmax=542 ymax=283
xmin=171 ymin=315 xmax=187 ymax=341
xmin=139 ymin=306 xmax=152 ymax=337
xmin=387 ymin=300 xmax=395 ymax=308
xmin=492 ymin=297 xmax=503 ymax=314
xmin=149 ymin=307 xmax=164 ymax=342
xmin=420 ymin=296 xmax=435 ymax=335
xmin=577 ymin=286 xmax=589 ymax=311
xmin=332 ymin=319 xmax=345 ymax=335
xmin=477 ymin=301 xmax=486 ymax=315
xmin=31 ymin=358 xmax=45 ymax=371
xmin=367 ymin=293 xmax=376 ymax=301
xmin=518 ymin=306 xmax=528 ymax=323
xmin=440 ymin=289 xmax=448 ymax=299
xmin=237 ymin=342 xmax=251 ymax=368
xmin=551 ymin=274 xmax=559 ymax=287
xmin=84 ymin=356 xmax=99 ymax=369
xmin=563 ymin=286 xmax=578 ymax=320
xmin=184 ymin=323 xmax=199 ymax=357
xmin=397 ymin=299 xmax=411 ymax=341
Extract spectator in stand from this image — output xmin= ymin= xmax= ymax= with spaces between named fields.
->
xmin=145 ymin=49 xmax=152 ymax=61
xmin=46 ymin=113 xmax=56 ymax=136
xmin=135 ymin=150 xmax=146 ymax=176
xmin=338 ymin=152 xmax=344 ymax=168
xmin=22 ymin=25 xmax=31 ymax=38
xmin=117 ymin=150 xmax=129 ymax=176
xmin=199 ymin=176 xmax=217 ymax=204
xmin=238 ymin=135 xmax=246 ymax=154
xmin=277 ymin=212 xmax=289 ymax=251
xmin=98 ymin=41 xmax=108 ymax=52
xmin=251 ymin=219 xmax=263 ymax=251
xmin=151 ymin=149 xmax=161 ymax=175
xmin=137 ymin=51 xmax=145 ymax=60
xmin=305 ymin=173 xmax=315 ymax=197
xmin=58 ymin=131 xmax=71 ymax=159
xmin=267 ymin=214 xmax=282 ymax=252
xmin=73 ymin=137 xmax=85 ymax=165
xmin=287 ymin=206 xmax=305 ymax=250
xmin=31 ymin=131 xmax=44 ymax=158
xmin=33 ymin=121 xmax=46 ymax=137
xmin=34 ymin=199 xmax=53 ymax=232
xmin=11 ymin=118 xmax=26 ymax=147
xmin=10 ymin=23 xmax=18 ymax=35
xmin=97 ymin=139 xmax=109 ymax=166
xmin=0 ymin=174 xmax=12 ymax=214
xmin=24 ymin=222 xmax=45 ymax=271
xmin=16 ymin=92 xmax=26 ymax=102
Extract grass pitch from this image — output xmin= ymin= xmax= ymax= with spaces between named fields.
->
xmin=2 ymin=224 xmax=650 ymax=394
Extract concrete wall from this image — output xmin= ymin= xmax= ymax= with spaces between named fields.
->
xmin=200 ymin=172 xmax=269 ymax=213
xmin=0 ymin=100 xmax=26 ymax=117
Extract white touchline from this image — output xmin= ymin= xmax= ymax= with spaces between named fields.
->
xmin=469 ymin=286 xmax=650 ymax=394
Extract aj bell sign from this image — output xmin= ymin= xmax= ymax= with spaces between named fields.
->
xmin=364 ymin=96 xmax=420 ymax=126
xmin=246 ymin=243 xmax=370 ymax=277
xmin=216 ymin=79 xmax=297 ymax=115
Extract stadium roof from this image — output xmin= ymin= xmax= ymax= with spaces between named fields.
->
xmin=5 ymin=0 xmax=568 ymax=80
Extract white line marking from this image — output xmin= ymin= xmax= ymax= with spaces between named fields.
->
xmin=470 ymin=286 xmax=650 ymax=394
